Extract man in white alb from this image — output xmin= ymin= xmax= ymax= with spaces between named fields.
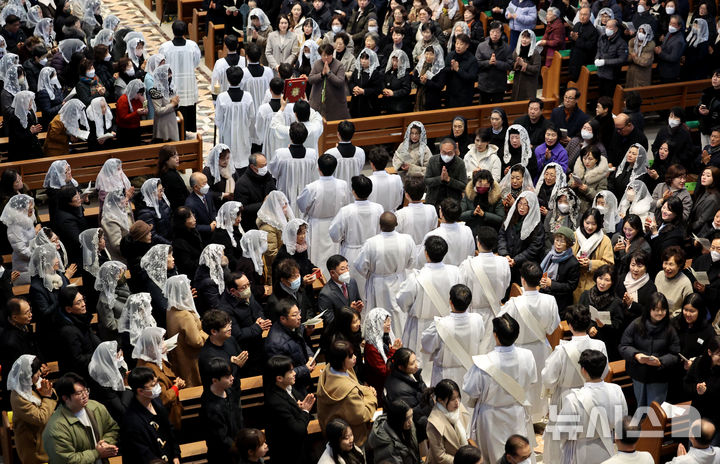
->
xmin=419 ymin=197 xmax=475 ymax=267
xmin=211 ymin=34 xmax=247 ymax=95
xmin=215 ymin=67 xmax=257 ymax=170
xmin=669 ymin=419 xmax=720 ymax=464
xmin=268 ymin=122 xmax=318 ymax=216
xmin=600 ymin=416 xmax=654 ymax=464
xmin=396 ymin=175 xmax=438 ymax=246
xmin=270 ymin=99 xmax=324 ymax=154
xmin=255 ymin=78 xmax=284 ymax=161
xmin=325 ymin=121 xmax=365 ymax=194
xmin=367 ymin=147 xmax=403 ymax=212
xmin=241 ymin=43 xmax=274 ymax=118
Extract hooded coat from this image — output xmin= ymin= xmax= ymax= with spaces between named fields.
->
xmin=460 ymin=180 xmax=505 ymax=235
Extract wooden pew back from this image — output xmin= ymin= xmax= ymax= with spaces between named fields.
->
xmin=612 ymin=79 xmax=711 ymax=117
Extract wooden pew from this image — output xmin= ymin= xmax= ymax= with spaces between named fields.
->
xmin=569 ymin=63 xmax=660 ymax=112
xmin=190 ymin=8 xmax=207 ymax=43
xmin=635 ymin=400 xmax=693 ymax=463
xmin=177 ymin=0 xmax=203 ymax=23
xmin=204 ymin=24 xmax=244 ymax=70
xmin=12 ymin=277 xmax=82 ymax=295
xmin=611 ymin=79 xmax=711 ymax=117
xmin=1 ymin=410 xmax=15 ymax=464
xmin=541 ymin=51 xmax=565 ymax=101
xmin=319 ymin=98 xmax=557 ymax=153
xmin=0 ymin=136 xmax=203 ymax=191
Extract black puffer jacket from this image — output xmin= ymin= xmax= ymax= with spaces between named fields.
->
xmin=367 ymin=415 xmax=421 ymax=464
xmin=383 ymin=369 xmax=432 ymax=442
xmin=619 ymin=317 xmax=680 ymax=383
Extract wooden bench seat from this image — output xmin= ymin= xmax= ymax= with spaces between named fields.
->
xmin=177 ymin=0 xmax=203 ymax=23
xmin=635 ymin=400 xmax=693 ymax=463
xmin=612 ymin=79 xmax=710 ymax=116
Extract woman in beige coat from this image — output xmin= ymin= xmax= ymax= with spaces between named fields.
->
xmin=572 ymin=208 xmax=614 ymax=301
xmin=8 ymin=355 xmax=57 ymax=464
xmin=165 ymin=274 xmax=208 ymax=387
xmin=265 ymin=15 xmax=300 ymax=71
xmin=256 ymin=191 xmax=293 ymax=283
xmin=150 ymin=64 xmax=180 ymax=142
xmin=625 ymin=24 xmax=655 ymax=88
xmin=426 ymin=379 xmax=471 ymax=464
xmin=317 ymin=340 xmax=378 ymax=447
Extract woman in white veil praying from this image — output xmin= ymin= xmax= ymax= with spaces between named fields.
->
xmin=118 ymin=292 xmax=156 ymax=354
xmin=33 ymin=17 xmax=55 ymax=47
xmin=382 ymin=49 xmax=412 ymax=113
xmin=165 ymin=274 xmax=207 ymax=387
xmin=1 ymin=194 xmax=39 ymax=284
xmin=87 ymin=340 xmax=128 ymax=421
xmin=618 ymin=179 xmax=652 ymax=223
xmin=349 ymin=48 xmax=382 ymax=117
xmin=393 ymin=120 xmax=433 ymax=178
xmin=593 ymin=190 xmax=621 ymax=234
xmin=46 ymin=99 xmax=90 ymax=157
xmin=256 ymin=190 xmax=294 ymax=280
xmin=35 ymin=66 xmax=61 ymax=126
xmin=132 ymin=326 xmax=185 ymax=429
xmin=499 ymin=162 xmax=534 ymax=202
xmin=535 ymin=161 xmax=567 ymax=213
xmin=498 ymin=190 xmax=545 ymax=280
xmin=241 ymin=229 xmax=269 ymax=280
xmin=85 ymin=96 xmax=115 ymax=151
xmin=29 ymin=242 xmax=68 ymax=293
xmin=95 ymin=158 xmax=130 ymax=210
xmin=8 ymin=90 xmax=42 ymax=160
xmin=612 ymin=143 xmax=649 ymax=199
xmin=79 ymin=227 xmax=109 ymax=278
xmin=412 ymin=43 xmax=444 ymax=112
xmin=0 ymin=52 xmax=18 ymax=82
xmin=273 ymin=218 xmax=319 ymax=286
xmin=502 ymin=124 xmax=536 ymax=179
xmin=81 ymin=0 xmax=102 ymax=40
xmin=362 ymin=307 xmax=400 ymax=391
xmin=213 ymin=200 xmax=244 ymax=268
xmin=149 ymin=63 xmax=179 ymax=143
xmin=95 ymin=260 xmax=130 ymax=339
xmin=101 ymin=189 xmax=133 ymax=261
xmin=30 ymin=226 xmax=69 ymax=273
xmin=137 ymin=177 xmax=172 ymax=243
xmin=203 ymin=143 xmax=238 ymax=200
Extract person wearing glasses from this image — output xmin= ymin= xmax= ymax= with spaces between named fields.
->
xmin=608 ymin=113 xmax=649 ymax=167
xmin=56 ymin=287 xmax=101 ymax=381
xmin=43 ymin=372 xmax=120 ymax=464
xmin=550 ymin=87 xmax=589 ymax=143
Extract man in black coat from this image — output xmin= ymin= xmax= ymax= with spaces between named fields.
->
xmin=446 ymin=34 xmax=480 ymax=107
xmin=551 ymin=87 xmax=590 ymax=141
xmin=475 ymin=22 xmax=512 ymax=104
xmin=267 ymin=258 xmax=317 ymax=322
xmin=608 ymin=113 xmax=648 ymax=166
xmin=513 ymin=98 xmax=552 ymax=149
xmin=233 ymin=153 xmax=277 ymax=232
xmin=199 ymin=358 xmax=243 ymax=463
xmin=568 ymin=7 xmax=599 ymax=81
xmin=264 ymin=355 xmax=315 ymax=464
xmin=0 ymin=298 xmax=41 ymax=402
xmin=55 ymin=287 xmax=100 ymax=380
xmin=347 ymin=0 xmax=376 ymax=44
xmin=318 ymin=254 xmax=363 ymax=324
xmin=217 ymin=272 xmax=271 ymax=375
xmin=308 ymin=0 xmax=333 ymax=32
xmin=186 ymin=172 xmax=218 ymax=245
xmin=0 ymin=15 xmax=27 ymax=54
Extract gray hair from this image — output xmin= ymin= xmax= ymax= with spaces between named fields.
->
xmin=248 ymin=153 xmax=265 ymax=166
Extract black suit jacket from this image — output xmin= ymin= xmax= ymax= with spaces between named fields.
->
xmin=317 ymin=279 xmax=361 ymax=324
xmin=264 ymin=384 xmax=311 ymax=464
xmin=185 ymin=193 xmax=218 ymax=244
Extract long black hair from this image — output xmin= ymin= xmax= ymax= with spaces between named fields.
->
xmin=325 ymin=418 xmax=365 ymax=464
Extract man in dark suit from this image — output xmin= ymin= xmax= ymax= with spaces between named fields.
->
xmin=267 ymin=258 xmax=317 ymax=322
xmin=264 ymin=355 xmax=315 ymax=464
xmin=318 ymin=254 xmax=363 ymax=324
xmin=233 ymin=153 xmax=277 ymax=232
xmin=185 ymin=172 xmax=217 ymax=244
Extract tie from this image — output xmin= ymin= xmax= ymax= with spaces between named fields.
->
xmin=341 ymin=283 xmax=348 ymax=299
xmin=202 ymin=196 xmax=209 ymax=212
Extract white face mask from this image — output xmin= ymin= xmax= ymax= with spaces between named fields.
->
xmin=637 ymin=31 xmax=646 ymax=40
xmin=668 ymin=24 xmax=678 ymax=33
xmin=126 ymin=67 xmax=135 ymax=76
xmin=332 ymin=25 xmax=341 ymax=33
xmin=338 ymin=271 xmax=351 ymax=283
xmin=637 ymin=4 xmax=645 ymax=12
xmin=39 ymin=57 xmax=48 ymax=65
xmin=712 ymin=250 xmax=720 ymax=262
xmin=18 ymin=76 xmax=26 ymax=85
xmin=199 ymin=184 xmax=210 ymax=195
xmin=304 ymin=52 xmax=310 ymax=58
xmin=666 ymin=6 xmax=675 ymax=14
xmin=596 ymin=205 xmax=608 ymax=214
xmin=368 ymin=26 xmax=379 ymax=33
xmin=256 ymin=166 xmax=268 ymax=176
xmin=35 ymin=377 xmax=43 ymax=389
xmin=104 ymin=54 xmax=111 ymax=61
xmin=668 ymin=117 xmax=681 ymax=128
xmin=50 ymin=76 xmax=60 ymax=87
xmin=557 ymin=202 xmax=570 ymax=213
xmin=606 ymin=28 xmax=615 ymax=36
xmin=625 ymin=190 xmax=636 ymax=201
xmin=85 ymin=70 xmax=94 ymax=78
xmin=115 ymin=355 xmax=125 ymax=367
xmin=150 ymin=383 xmax=162 ymax=398
xmin=581 ymin=129 xmax=593 ymax=140
xmin=441 ymin=154 xmax=454 ymax=163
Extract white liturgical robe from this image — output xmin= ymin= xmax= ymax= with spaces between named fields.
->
xmin=396 ymin=202 xmax=439 ymax=245
xmin=270 ymin=106 xmax=324 ymax=154
xmin=325 ymin=143 xmax=366 ymax=193
xmin=367 ymin=170 xmax=404 ymax=212
xmin=463 ymin=345 xmax=538 ymax=464
xmin=354 ymin=231 xmax=416 ymax=333
xmin=329 ymin=200 xmax=384 ymax=299
xmin=297 ymin=176 xmax=351 ymax=278
xmin=211 ymin=55 xmax=248 ymax=94
xmin=255 ymin=101 xmax=281 ymax=157
xmin=216 ymin=91 xmax=257 ymax=169
xmin=269 ymin=146 xmax=319 ymax=217
xmin=500 ymin=290 xmax=560 ymax=422
xmin=397 ymin=261 xmax=460 ymax=367
xmin=601 ymin=451 xmax=654 ymax=464
xmin=241 ymin=63 xmax=274 ymax=116
xmin=667 ymin=446 xmax=720 ymax=464
xmin=158 ymin=40 xmax=201 ymax=106
xmin=420 ymin=222 xmax=475 ymax=267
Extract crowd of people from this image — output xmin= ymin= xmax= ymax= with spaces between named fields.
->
xmin=2 ymin=0 xmax=720 ymax=462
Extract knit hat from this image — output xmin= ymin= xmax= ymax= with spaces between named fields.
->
xmin=129 ymin=220 xmax=152 ymax=241
xmin=554 ymin=226 xmax=575 ymax=245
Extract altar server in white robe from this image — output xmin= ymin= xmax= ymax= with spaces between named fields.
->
xmin=398 ymin=235 xmax=460 ymax=368
xmin=366 ymin=147 xmax=404 ymax=213
xmin=500 ymin=260 xmax=560 ymax=423
xmin=159 ymin=20 xmax=202 ymax=132
xmin=396 ymin=175 xmax=438 ymax=246
xmin=556 ymin=349 xmax=627 ymax=464
xmin=458 ymin=226 xmax=511 ymax=354
xmin=325 ymin=120 xmax=365 ymax=193
xmin=463 ymin=313 xmax=538 ymax=464
xmin=354 ymin=212 xmax=416 ymax=334
xmin=216 ymin=66 xmax=257 ymax=170
xmin=241 ymin=43 xmax=274 ymax=122
xmin=419 ymin=197 xmax=475 ymax=267
xmin=329 ymin=175 xmax=384 ymax=299
xmin=255 ymin=77 xmax=284 ymax=160
xmin=269 ymin=121 xmax=319 ymax=216
xmin=211 ymin=34 xmax=247 ymax=95
xmin=270 ymin=99 xmax=324 ymax=154
xmin=297 ymin=153 xmax=351 ymax=278
xmin=542 ymin=305 xmax=609 ymax=464
xmin=601 ymin=417 xmax=655 ymax=464
xmin=422 ymin=283 xmax=485 ymax=389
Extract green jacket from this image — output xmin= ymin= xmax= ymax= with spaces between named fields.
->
xmin=42 ymin=400 xmax=120 ymax=464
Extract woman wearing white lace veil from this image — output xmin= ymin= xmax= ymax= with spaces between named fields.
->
xmin=79 ymin=227 xmax=110 ymax=278
xmin=362 ymin=307 xmax=400 ymax=390
xmin=502 ymin=124 xmax=537 ymax=179
xmin=446 ymin=20 xmax=470 ymax=53
xmin=498 ymin=190 xmax=545 ymax=279
xmin=30 ymin=226 xmax=69 ymax=272
xmin=0 ymin=52 xmax=18 ymax=82
xmin=194 ymin=243 xmax=227 ymax=313
xmin=8 ymin=90 xmax=42 ymax=160
xmin=7 ymin=354 xmax=57 ymax=464
xmin=87 ymin=340 xmax=128 ymax=421
xmin=101 ymin=189 xmax=133 ymax=261
xmin=103 ymin=14 xmax=119 ymax=31
xmin=203 ymin=143 xmax=238 ymax=201
xmin=35 ymin=66 xmax=62 ymax=126
xmin=0 ymin=36 xmax=6 ymax=58
xmin=684 ymin=18 xmax=710 ymax=80
xmin=165 ymin=274 xmax=207 ymax=387
xmin=593 ymin=190 xmax=621 ymax=234
xmin=139 ymin=243 xmax=177 ymax=326
xmin=45 ymin=98 xmax=90 ymax=157
xmin=95 ymin=158 xmax=130 ymax=211
xmin=29 ymin=242 xmax=68 ymax=295
xmin=95 ymin=260 xmax=130 ymax=339
xmin=256 ymin=190 xmax=294 ymax=280
xmin=26 ymin=5 xmax=42 ymax=28
xmin=498 ymin=162 xmax=534 ymax=201
xmin=612 ymin=142 xmax=648 ymax=199
xmin=349 ymin=48 xmax=382 ymax=118
xmin=535 ymin=161 xmax=567 ymax=213
xmin=118 ymin=292 xmax=156 ymax=354
xmin=149 ymin=63 xmax=179 ymax=142
xmin=294 ymin=17 xmax=322 ymax=46
xmin=81 ymin=0 xmax=102 ymax=41
xmin=213 ymin=200 xmax=244 ymax=268
xmin=273 ymin=218 xmax=318 ymax=286
xmin=618 ymin=179 xmax=652 ymax=223
xmin=593 ymin=7 xmax=614 ymax=34
xmin=132 ymin=326 xmax=185 ymax=429
xmin=125 ymin=36 xmax=147 ymax=71
xmin=412 ymin=43 xmax=444 ymax=112
xmin=240 ymin=229 xmax=268 ymax=276
xmin=544 ymin=186 xmax=580 ymax=250
xmin=382 ymin=49 xmax=412 ymax=113
xmin=1 ymin=66 xmax=28 ymax=117
xmin=33 ymin=17 xmax=55 ymax=47
xmin=143 ymin=53 xmax=165 ymax=118
xmin=137 ymin=178 xmax=172 ymax=243
xmin=1 ymin=194 xmax=38 ymax=284
xmin=90 ymin=27 xmax=113 ymax=48
xmin=246 ymin=8 xmax=273 ymax=51
xmin=392 ymin=120 xmax=433 ymax=179
xmin=0 ymin=4 xmax=27 ymax=26
xmin=626 ymin=23 xmax=655 ymax=87
xmin=85 ymin=96 xmax=115 ymax=150
xmin=58 ymin=39 xmax=86 ymax=63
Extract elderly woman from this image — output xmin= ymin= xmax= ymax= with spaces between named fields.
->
xmin=256 ymin=191 xmax=294 ymax=281
xmin=411 ymin=44 xmax=445 ymax=111
xmin=44 ymin=99 xmax=91 ymax=156
xmin=543 ymin=187 xmax=579 ymax=251
xmin=136 ymin=178 xmax=172 ymax=244
xmin=381 ymin=49 xmax=412 ymax=114
xmin=649 ymin=164 xmax=692 ymax=222
xmin=683 ymin=18 xmax=710 ymax=81
xmin=0 ymin=194 xmax=39 ymax=284
xmin=115 ymin=78 xmax=148 ymax=147
xmin=87 ymin=341 xmax=130 ymax=422
xmin=8 ymin=355 xmax=57 ymax=464
xmin=101 ymin=189 xmax=133 ymax=262
xmin=95 ymin=158 xmax=132 ymax=213
xmin=498 ymin=191 xmax=545 ymax=282
xmin=540 ymin=226 xmax=580 ymax=316
xmin=511 ymin=29 xmax=541 ymax=100
xmin=203 ymin=144 xmax=239 ymax=206
xmin=626 ymin=23 xmax=655 ymax=87
xmin=165 ymin=274 xmax=208 ymax=387
xmin=272 ymin=218 xmax=319 ymax=286
xmin=654 ymin=246 xmax=693 ymax=315
xmin=95 ymin=260 xmax=130 ymax=340
xmin=393 ymin=121 xmax=433 ymax=179
xmin=85 ymin=96 xmax=116 ymax=151
xmin=502 ymin=125 xmax=536 ymax=180
xmin=150 ymin=64 xmax=180 ymax=142
xmin=210 ymin=200 xmax=244 ymax=269
xmin=538 ymin=7 xmax=565 ymax=67
xmin=246 ymin=8 xmax=273 ymax=58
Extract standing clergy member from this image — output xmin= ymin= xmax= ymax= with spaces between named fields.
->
xmin=354 ymin=211 xmax=416 ymax=334
xmin=396 ymin=175 xmax=439 ymax=245
xmin=241 ymin=43 xmax=274 ymax=120
xmin=211 ymin=35 xmax=247 ymax=95
xmin=367 ymin=147 xmax=404 ymax=212
xmin=255 ymin=78 xmax=284 ymax=159
xmin=325 ymin=120 xmax=366 ymax=193
xmin=297 ymin=153 xmax=351 ymax=277
xmin=419 ymin=197 xmax=475 ymax=266
xmin=462 ymin=314 xmax=538 ymax=464
xmin=556 ymin=349 xmax=627 ymax=464
xmin=458 ymin=227 xmax=511 ymax=354
xmin=329 ymin=175 xmax=384 ymax=298
xmin=397 ymin=235 xmax=460 ymax=369
xmin=422 ymin=283 xmax=486 ymax=389
xmin=271 ymin=99 xmax=324 ymax=154
xmin=159 ymin=20 xmax=201 ymax=134
xmin=269 ymin=122 xmax=319 ymax=216
xmin=216 ymin=66 xmax=257 ymax=170
xmin=499 ymin=261 xmax=560 ymax=423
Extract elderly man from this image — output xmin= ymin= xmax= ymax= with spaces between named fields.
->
xmin=514 ymin=98 xmax=552 ymax=149
xmin=551 ymin=87 xmax=590 ymax=142
xmin=595 ymin=20 xmax=628 ymax=98
xmin=568 ymin=7 xmax=599 ymax=81
xmin=425 ymin=138 xmax=467 ymax=206
xmin=655 ymin=15 xmax=687 ymax=83
xmin=234 ymin=153 xmax=277 ymax=232
xmin=186 ymin=172 xmax=217 ymax=244
xmin=608 ymin=113 xmax=649 ymax=166
xmin=670 ymin=419 xmax=720 ymax=463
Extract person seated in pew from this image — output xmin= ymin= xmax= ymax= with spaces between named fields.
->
xmin=200 ymin=358 xmax=244 ymax=464
xmin=263 ymin=355 xmax=316 ymax=464
xmin=84 ymin=96 xmax=116 ymax=152
xmin=53 ymin=185 xmax=89 ymax=267
xmin=272 ymin=219 xmax=319 ymax=287
xmin=171 ymin=207 xmax=204 ymax=277
xmin=690 ymin=231 xmax=720 ymax=316
xmin=683 ymin=335 xmax=720 ymax=443
xmin=138 ymin=243 xmax=177 ymax=327
xmin=193 ymin=243 xmax=226 ymax=314
xmin=35 ymin=67 xmax=64 ymax=128
xmin=239 ymin=229 xmax=272 ymax=301
xmin=210 ymin=200 xmax=244 ymax=271
xmin=203 ymin=144 xmax=240 ymax=208
xmin=94 ymin=260 xmax=130 ymax=341
xmin=136 ymin=178 xmax=173 ymax=244
xmin=671 ymin=419 xmax=720 ymax=463
xmin=75 ymin=58 xmax=108 ymax=107
xmin=115 ymin=78 xmax=148 ymax=148
xmin=235 ymin=428 xmax=271 ymax=464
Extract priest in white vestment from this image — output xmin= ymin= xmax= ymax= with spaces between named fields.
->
xmin=211 ymin=34 xmax=248 ymax=95
xmin=325 ymin=121 xmax=366 ymax=194
xmin=398 ymin=235 xmax=460 ymax=369
xmin=269 ymin=121 xmax=319 ymax=216
xmin=354 ymin=212 xmax=416 ymax=334
xmin=666 ymin=419 xmax=720 ymax=464
xmin=215 ymin=67 xmax=257 ymax=170
xmin=419 ymin=197 xmax=475 ymax=267
xmin=422 ymin=283 xmax=485 ymax=389
xmin=499 ymin=261 xmax=560 ymax=423
xmin=270 ymin=99 xmax=324 ymax=154
xmin=542 ymin=305 xmax=609 ymax=464
xmin=329 ymin=175 xmax=384 ymax=299
xmin=255 ymin=77 xmax=284 ymax=160
xmin=463 ymin=313 xmax=538 ymax=464
xmin=159 ymin=22 xmax=201 ymax=132
xmin=555 ymin=349 xmax=627 ymax=464
xmin=600 ymin=417 xmax=654 ymax=464
xmin=396 ymin=176 xmax=439 ymax=245
xmin=366 ymin=148 xmax=404 ymax=212
xmin=297 ymin=154 xmax=351 ymax=278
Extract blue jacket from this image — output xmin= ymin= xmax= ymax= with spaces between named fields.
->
xmin=534 ymin=143 xmax=569 ymax=173
xmin=506 ymin=0 xmax=537 ymax=32
xmin=265 ymin=322 xmax=313 ymax=392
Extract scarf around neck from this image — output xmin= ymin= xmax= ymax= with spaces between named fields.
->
xmin=623 ymin=272 xmax=649 ymax=302
xmin=540 ymin=248 xmax=573 ymax=280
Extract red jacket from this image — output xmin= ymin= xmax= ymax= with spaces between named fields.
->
xmin=116 ymin=94 xmax=142 ymax=129
xmin=364 ymin=343 xmax=396 ymax=395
